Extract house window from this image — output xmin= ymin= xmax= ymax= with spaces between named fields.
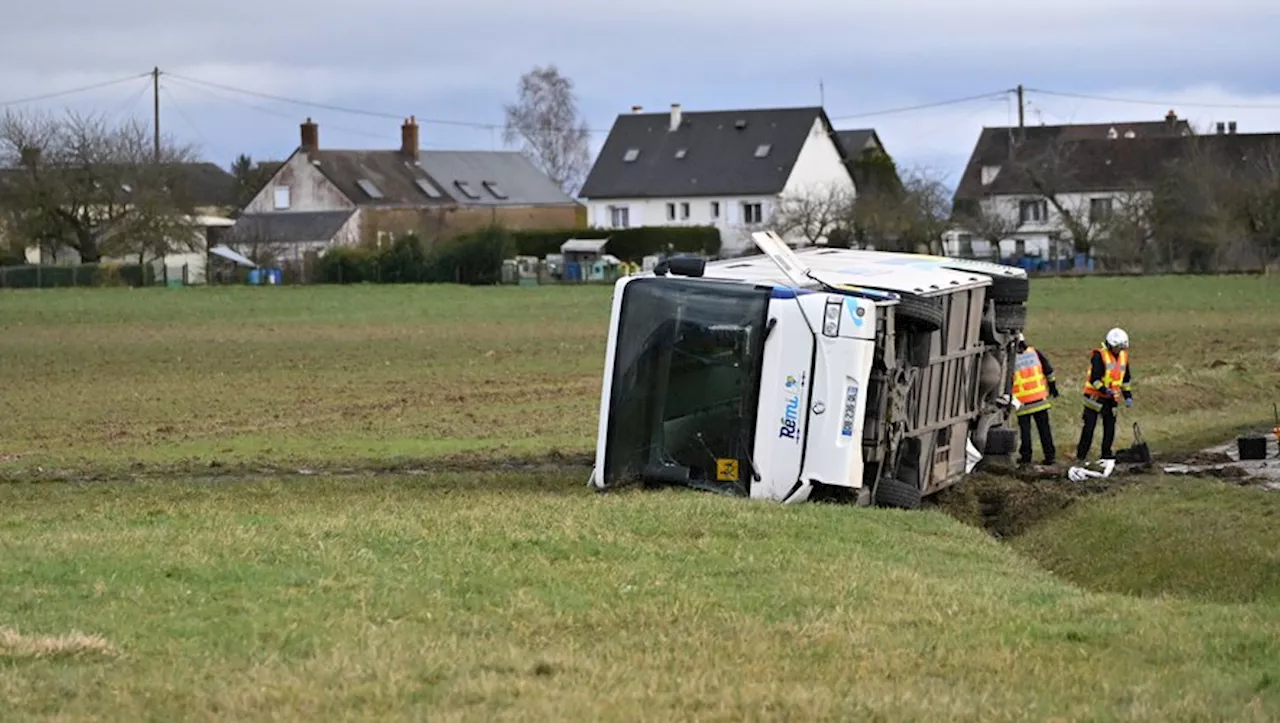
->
xmin=273 ymin=186 xmax=290 ymax=210
xmin=680 ymin=202 xmax=690 ymax=220
xmin=711 ymin=201 xmax=720 ymax=219
xmin=1014 ymin=239 xmax=1027 ymax=256
xmin=754 ymin=144 xmax=771 ymax=158
xmin=742 ymin=202 xmax=763 ymax=225
xmin=1019 ymin=199 xmax=1048 ymax=224
xmin=666 ymin=202 xmax=676 ymax=221
xmin=1090 ymin=197 xmax=1114 ymax=222
xmin=623 ymin=148 xmax=640 ymax=162
xmin=454 ymin=181 xmax=481 ymax=199
xmin=609 ymin=205 xmax=630 ymax=228
xmin=957 ymin=233 xmax=974 ymax=257
xmin=415 ymin=178 xmax=442 ymax=198
xmin=483 ymin=181 xmax=508 ymax=199
xmin=356 ymin=179 xmax=384 ymax=199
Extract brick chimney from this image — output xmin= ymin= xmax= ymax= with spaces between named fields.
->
xmin=1217 ymin=122 xmax=1226 ymax=135
xmin=1228 ymin=121 xmax=1238 ymax=134
xmin=401 ymin=116 xmax=420 ymax=162
xmin=669 ymin=103 xmax=682 ymax=131
xmin=1164 ymin=110 xmax=1177 ymax=129
xmin=300 ymin=117 xmax=319 ymax=153
xmin=631 ymin=105 xmax=643 ymax=113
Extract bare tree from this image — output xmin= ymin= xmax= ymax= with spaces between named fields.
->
xmin=1094 ymin=186 xmax=1157 ymax=271
xmin=892 ymin=168 xmax=953 ymax=255
xmin=1016 ymin=140 xmax=1109 ymax=255
xmin=0 ymin=109 xmax=200 ymax=264
xmin=502 ymin=66 xmax=592 ymax=196
xmin=770 ymin=183 xmax=854 ymax=246
xmin=1234 ymin=140 xmax=1280 ymax=272
xmin=954 ymin=198 xmax=1019 ymax=258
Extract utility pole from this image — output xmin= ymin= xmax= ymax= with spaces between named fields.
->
xmin=152 ymin=67 xmax=161 ymax=162
xmin=1016 ymin=84 xmax=1025 ymax=133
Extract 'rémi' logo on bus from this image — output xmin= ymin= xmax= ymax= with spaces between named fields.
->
xmin=779 ymin=374 xmax=802 ymax=441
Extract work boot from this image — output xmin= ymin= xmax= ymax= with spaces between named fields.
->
xmin=1043 ymin=457 xmax=1056 ymax=466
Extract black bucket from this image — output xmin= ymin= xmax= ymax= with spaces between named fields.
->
xmin=1238 ymin=436 xmax=1268 ymax=461
xmin=1115 ymin=422 xmax=1152 ymax=464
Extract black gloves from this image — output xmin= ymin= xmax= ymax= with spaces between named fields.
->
xmin=1049 ymin=381 xmax=1060 ymax=399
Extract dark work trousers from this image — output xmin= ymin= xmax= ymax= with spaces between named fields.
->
xmin=1018 ymin=409 xmax=1056 ymax=464
xmin=1076 ymin=403 xmax=1118 ymax=460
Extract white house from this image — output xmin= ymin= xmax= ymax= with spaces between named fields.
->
xmin=947 ymin=111 xmax=1196 ymax=261
xmin=578 ymin=104 xmax=858 ymax=256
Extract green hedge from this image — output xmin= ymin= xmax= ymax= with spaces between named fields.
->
xmin=318 ymin=230 xmax=507 ymax=286
xmin=315 ymin=225 xmax=723 ymax=286
xmin=0 ymin=262 xmax=156 ymax=289
xmin=510 ymin=225 xmax=721 ymax=260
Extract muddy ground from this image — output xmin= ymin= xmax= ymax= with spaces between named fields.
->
xmin=5 ymin=437 xmax=1276 ymax=544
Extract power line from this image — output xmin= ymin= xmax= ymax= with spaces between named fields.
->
xmin=0 ymin=73 xmax=152 ymax=108
xmin=167 ymin=71 xmax=1020 ymax=135
xmin=163 ymin=75 xmax=390 ymax=141
xmin=106 ymin=76 xmax=154 ymax=124
xmin=160 ymin=85 xmax=210 ymax=147
xmin=1025 ymin=87 xmax=1280 ymax=111
xmin=827 ymin=90 xmax=1015 ymax=121
xmin=166 ymin=71 xmax=431 ymax=123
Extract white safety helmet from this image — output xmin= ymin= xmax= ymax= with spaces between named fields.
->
xmin=1105 ymin=327 xmax=1129 ymax=350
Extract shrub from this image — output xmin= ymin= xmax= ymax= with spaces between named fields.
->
xmin=508 ymin=226 xmax=721 ymax=261
xmin=378 ymin=234 xmax=429 ymax=283
xmin=425 ymin=226 xmax=509 ymax=285
xmin=318 ymin=246 xmax=380 ymax=284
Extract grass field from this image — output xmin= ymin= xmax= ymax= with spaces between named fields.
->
xmin=2 ymin=275 xmax=1280 ymax=720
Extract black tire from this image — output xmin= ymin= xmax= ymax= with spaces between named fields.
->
xmin=988 ymin=275 xmax=1030 ymax=304
xmin=993 ymin=303 xmax=1027 ymax=333
xmin=874 ymin=476 xmax=922 ymax=510
xmin=984 ymin=426 xmax=1018 ymax=456
xmin=894 ymin=292 xmax=944 ymax=333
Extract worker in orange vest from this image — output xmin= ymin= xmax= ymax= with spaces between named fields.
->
xmin=1075 ymin=327 xmax=1133 ymax=461
xmin=1011 ymin=333 xmax=1059 ymax=465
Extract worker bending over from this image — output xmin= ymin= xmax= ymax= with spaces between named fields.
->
xmin=1011 ymin=334 xmax=1058 ymax=465
xmin=1076 ymin=327 xmax=1133 ymax=461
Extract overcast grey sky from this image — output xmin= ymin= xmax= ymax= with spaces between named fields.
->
xmin=4 ymin=0 xmax=1280 ymax=191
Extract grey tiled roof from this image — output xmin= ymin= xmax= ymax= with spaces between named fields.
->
xmin=579 ymin=106 xmax=849 ymax=198
xmin=954 ymin=118 xmax=1194 ymax=202
xmin=230 ymin=210 xmax=354 ymax=243
xmin=306 ymin=149 xmax=578 ymax=207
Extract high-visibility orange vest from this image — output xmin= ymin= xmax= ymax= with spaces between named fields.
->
xmin=1083 ymin=347 xmax=1128 ymax=400
xmin=1012 ymin=347 xmax=1049 ymax=405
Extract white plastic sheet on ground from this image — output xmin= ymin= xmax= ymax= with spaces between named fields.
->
xmin=1067 ymin=459 xmax=1116 ymax=482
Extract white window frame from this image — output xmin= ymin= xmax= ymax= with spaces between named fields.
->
xmin=742 ymin=202 xmax=763 ymax=225
xmin=1090 ymin=197 xmax=1114 ymax=222
xmin=1019 ymin=199 xmax=1048 ymax=224
xmin=679 ymin=202 xmax=690 ymax=220
xmin=273 ymin=186 xmax=291 ymax=210
xmin=609 ymin=205 xmax=630 ymax=228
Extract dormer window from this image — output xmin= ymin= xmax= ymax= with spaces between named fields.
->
xmin=623 ymin=148 xmax=639 ymax=162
